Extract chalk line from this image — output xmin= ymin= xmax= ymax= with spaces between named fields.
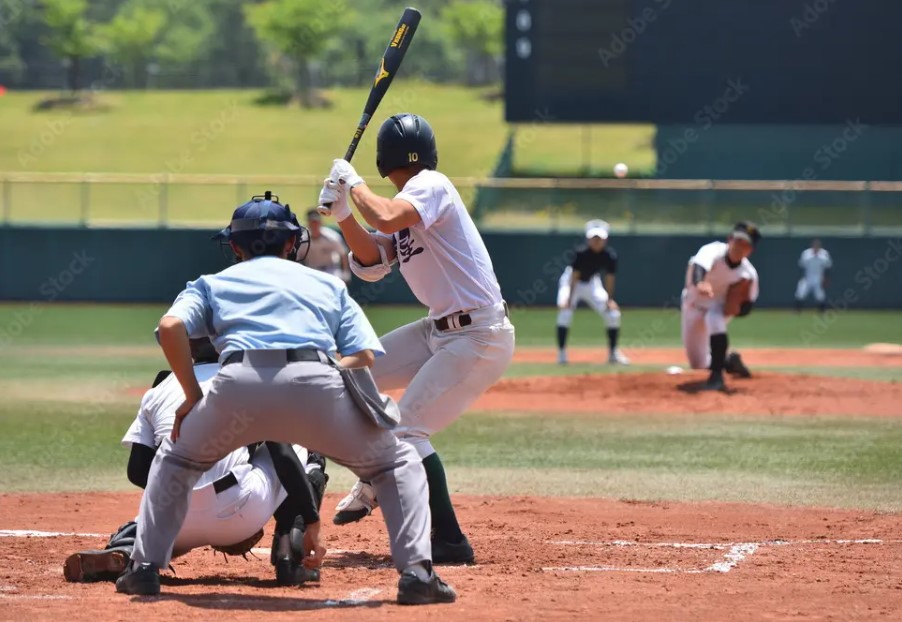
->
xmin=0 ymin=529 xmax=104 ymax=538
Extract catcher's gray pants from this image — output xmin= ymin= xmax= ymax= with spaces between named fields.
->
xmin=132 ymin=352 xmax=431 ymax=571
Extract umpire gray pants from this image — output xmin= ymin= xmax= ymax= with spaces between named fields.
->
xmin=132 ymin=352 xmax=431 ymax=571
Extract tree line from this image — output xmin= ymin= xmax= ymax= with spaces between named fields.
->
xmin=0 ymin=0 xmax=503 ymax=105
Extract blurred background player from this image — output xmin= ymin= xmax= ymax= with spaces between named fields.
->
xmin=556 ymin=219 xmax=628 ymax=365
xmin=795 ymin=239 xmax=832 ymax=313
xmin=682 ymin=222 xmax=761 ymax=391
xmin=300 ymin=209 xmax=351 ymax=283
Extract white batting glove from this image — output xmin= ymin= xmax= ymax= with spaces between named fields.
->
xmin=317 ymin=177 xmax=352 ymax=222
xmin=330 ymin=158 xmax=365 ymax=189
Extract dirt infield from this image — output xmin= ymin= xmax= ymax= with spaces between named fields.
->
xmin=1 ymin=493 xmax=900 ymax=621
xmin=473 ymin=371 xmax=902 ymax=417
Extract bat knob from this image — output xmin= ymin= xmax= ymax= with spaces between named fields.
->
xmin=317 ymin=204 xmax=333 ymax=216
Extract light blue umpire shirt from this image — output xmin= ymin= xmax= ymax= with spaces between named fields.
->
xmin=162 ymin=256 xmax=384 ymax=361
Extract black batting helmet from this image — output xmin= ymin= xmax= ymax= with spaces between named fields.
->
xmin=376 ymin=113 xmax=438 ymax=178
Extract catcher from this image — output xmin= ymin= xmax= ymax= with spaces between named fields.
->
xmin=681 ymin=221 xmax=761 ymax=391
xmin=63 ymin=337 xmax=328 ymax=586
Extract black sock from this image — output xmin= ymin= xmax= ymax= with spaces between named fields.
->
xmin=422 ymin=453 xmax=464 ymax=543
xmin=607 ymin=327 xmax=619 ymax=352
xmin=795 ymin=299 xmax=803 ymax=311
xmin=818 ymin=302 xmax=827 ymax=313
xmin=556 ymin=325 xmax=568 ymax=350
xmin=710 ymin=333 xmax=728 ymax=374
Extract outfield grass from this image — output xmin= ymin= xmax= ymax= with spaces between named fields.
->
xmin=1 ymin=303 xmax=900 ymax=509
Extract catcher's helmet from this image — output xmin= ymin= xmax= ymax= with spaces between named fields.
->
xmin=213 ymin=191 xmax=309 ymax=261
xmin=376 ymin=113 xmax=438 ymax=178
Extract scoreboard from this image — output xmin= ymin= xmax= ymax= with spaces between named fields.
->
xmin=505 ymin=0 xmax=902 ymax=124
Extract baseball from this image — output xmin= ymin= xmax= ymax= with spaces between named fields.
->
xmin=614 ymin=162 xmax=629 ymax=178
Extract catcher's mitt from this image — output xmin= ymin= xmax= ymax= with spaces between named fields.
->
xmin=212 ymin=528 xmax=264 ymax=558
xmin=724 ymin=279 xmax=752 ymax=317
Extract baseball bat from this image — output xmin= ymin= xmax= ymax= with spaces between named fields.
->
xmin=320 ymin=7 xmax=421 ymax=213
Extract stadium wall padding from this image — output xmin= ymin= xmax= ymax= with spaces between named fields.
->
xmin=1 ymin=227 xmax=900 ymax=309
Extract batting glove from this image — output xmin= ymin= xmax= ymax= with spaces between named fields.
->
xmin=330 ymin=158 xmax=365 ymax=189
xmin=317 ymin=178 xmax=352 ymax=222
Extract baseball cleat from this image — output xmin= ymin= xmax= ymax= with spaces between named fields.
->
xmin=702 ymin=371 xmax=727 ymax=392
xmin=397 ymin=569 xmax=457 ymax=605
xmin=333 ymin=480 xmax=378 ymax=525
xmin=557 ymin=350 xmax=568 ymax=365
xmin=608 ymin=349 xmax=630 ymax=365
xmin=725 ymin=351 xmax=752 ymax=378
xmin=431 ymin=534 xmax=475 ymax=565
xmin=115 ymin=561 xmax=160 ymax=596
xmin=64 ymin=547 xmax=130 ymax=582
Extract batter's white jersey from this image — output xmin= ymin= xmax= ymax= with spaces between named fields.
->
xmin=683 ymin=241 xmax=759 ymax=309
xmin=122 ymin=363 xmax=309 ymax=554
xmin=799 ymin=248 xmax=832 ymax=280
xmin=393 ymin=170 xmax=503 ymax=319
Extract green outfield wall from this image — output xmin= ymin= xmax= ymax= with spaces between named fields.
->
xmin=1 ymin=227 xmax=900 ymax=309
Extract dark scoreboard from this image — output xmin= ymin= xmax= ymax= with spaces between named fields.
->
xmin=505 ymin=0 xmax=902 ymax=124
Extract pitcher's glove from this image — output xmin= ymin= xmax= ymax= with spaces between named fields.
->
xmin=724 ymin=279 xmax=752 ymax=317
xmin=212 ymin=528 xmax=264 ymax=559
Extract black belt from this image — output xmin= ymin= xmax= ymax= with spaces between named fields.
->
xmin=222 ymin=348 xmax=322 ymax=366
xmin=434 ymin=313 xmax=472 ymax=331
xmin=212 ymin=471 xmax=238 ymax=494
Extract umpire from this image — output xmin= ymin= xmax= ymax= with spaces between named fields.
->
xmin=115 ymin=192 xmax=455 ymax=605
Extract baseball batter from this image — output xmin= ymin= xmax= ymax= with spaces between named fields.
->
xmin=682 ymin=222 xmax=761 ymax=390
xmin=300 ymin=209 xmax=351 ymax=282
xmin=556 ymin=219 xmax=629 ymax=365
xmin=318 ymin=113 xmax=515 ymax=565
xmin=63 ymin=338 xmax=326 ymax=586
xmin=114 ymin=192 xmax=456 ymax=605
xmin=795 ymin=239 xmax=832 ymax=313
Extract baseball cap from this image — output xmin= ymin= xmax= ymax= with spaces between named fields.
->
xmin=585 ymin=219 xmax=610 ymax=240
xmin=730 ymin=221 xmax=761 ymax=247
xmin=213 ymin=191 xmax=300 ymax=241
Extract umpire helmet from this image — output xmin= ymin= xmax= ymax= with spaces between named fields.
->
xmin=213 ymin=191 xmax=309 ymax=261
xmin=376 ymin=113 xmax=438 ymax=178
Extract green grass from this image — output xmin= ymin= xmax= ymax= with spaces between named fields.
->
xmin=1 ymin=303 xmax=900 ymax=508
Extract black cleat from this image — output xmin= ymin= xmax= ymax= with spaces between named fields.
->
xmin=273 ymin=517 xmax=320 ymax=586
xmin=397 ymin=570 xmax=457 ymax=605
xmin=725 ymin=352 xmax=752 ymax=378
xmin=115 ymin=562 xmax=160 ymax=596
xmin=431 ymin=534 xmax=475 ymax=565
xmin=703 ymin=371 xmax=727 ymax=392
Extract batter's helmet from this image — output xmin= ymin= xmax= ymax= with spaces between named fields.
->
xmin=376 ymin=113 xmax=438 ymax=178
xmin=213 ymin=191 xmax=310 ymax=261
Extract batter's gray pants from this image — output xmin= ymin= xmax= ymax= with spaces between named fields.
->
xmin=131 ymin=352 xmax=431 ymax=571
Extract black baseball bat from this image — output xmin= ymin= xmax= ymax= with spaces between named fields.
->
xmin=345 ymin=7 xmax=421 ymax=162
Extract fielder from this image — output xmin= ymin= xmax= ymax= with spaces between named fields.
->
xmin=555 ymin=219 xmax=629 ymax=365
xmin=318 ymin=113 xmax=516 ymax=565
xmin=794 ymin=238 xmax=832 ymax=313
xmin=115 ymin=192 xmax=455 ymax=605
xmin=63 ymin=337 xmax=327 ymax=587
xmin=300 ymin=208 xmax=351 ymax=282
xmin=682 ymin=221 xmax=761 ymax=391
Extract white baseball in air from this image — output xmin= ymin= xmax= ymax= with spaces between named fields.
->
xmin=614 ymin=162 xmax=629 ymax=178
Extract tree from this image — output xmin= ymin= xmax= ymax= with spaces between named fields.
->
xmin=244 ymin=0 xmax=347 ymax=107
xmin=442 ymin=0 xmax=503 ymax=86
xmin=99 ymin=5 xmax=165 ymax=88
xmin=41 ymin=0 xmax=103 ymax=92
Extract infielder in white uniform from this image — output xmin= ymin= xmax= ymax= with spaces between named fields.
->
xmin=318 ymin=113 xmax=516 ymax=565
xmin=795 ymin=239 xmax=832 ymax=313
xmin=556 ymin=219 xmax=629 ymax=365
xmin=682 ymin=222 xmax=761 ymax=391
xmin=64 ymin=338 xmax=325 ymax=585
xmin=300 ymin=209 xmax=351 ymax=282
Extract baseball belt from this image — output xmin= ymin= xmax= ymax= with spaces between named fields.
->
xmin=222 ymin=348 xmax=323 ymax=366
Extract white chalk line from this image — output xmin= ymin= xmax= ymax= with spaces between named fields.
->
xmin=0 ymin=529 xmax=105 ymax=538
xmin=322 ymin=587 xmax=382 ymax=607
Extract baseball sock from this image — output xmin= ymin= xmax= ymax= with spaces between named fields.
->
xmin=556 ymin=326 xmax=568 ymax=351
xmin=607 ymin=327 xmax=619 ymax=352
xmin=794 ymin=299 xmax=803 ymax=312
xmin=818 ymin=302 xmax=827 ymax=314
xmin=710 ymin=333 xmax=728 ymax=374
xmin=422 ymin=453 xmax=464 ymax=543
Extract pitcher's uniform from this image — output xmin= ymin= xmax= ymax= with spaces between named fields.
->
xmin=681 ymin=241 xmax=759 ymax=369
xmin=356 ymin=170 xmax=516 ymax=459
xmin=123 ymin=363 xmax=315 ymax=557
xmin=795 ymin=247 xmax=832 ymax=303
